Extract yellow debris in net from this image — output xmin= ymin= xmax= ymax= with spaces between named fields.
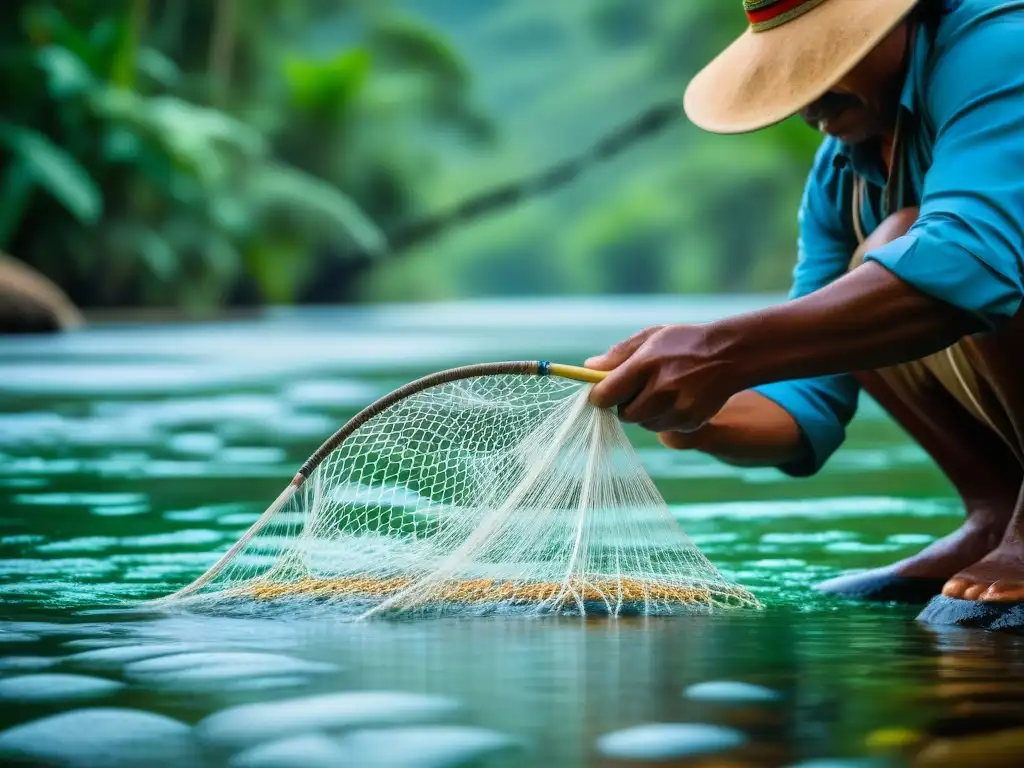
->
xmin=246 ymin=576 xmax=715 ymax=605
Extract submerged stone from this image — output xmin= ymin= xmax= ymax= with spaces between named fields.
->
xmin=596 ymin=723 xmax=745 ymax=761
xmin=229 ymin=734 xmax=347 ymax=768
xmin=216 ymin=676 xmax=309 ymax=693
xmin=0 ymin=707 xmax=194 ymax=767
xmin=0 ymin=656 xmax=59 ymax=671
xmin=67 ymin=643 xmax=216 ymax=668
xmin=197 ymin=691 xmax=460 ymax=749
xmin=684 ymin=681 xmax=781 ymax=703
xmin=0 ymin=673 xmax=123 ymax=702
xmin=124 ymin=651 xmax=337 ymax=686
xmin=337 ymin=725 xmax=521 ymax=768
xmin=0 ymin=631 xmax=39 ymax=644
xmin=917 ymin=596 xmax=1024 ymax=631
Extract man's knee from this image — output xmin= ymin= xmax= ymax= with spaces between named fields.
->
xmin=850 ymin=206 xmax=919 ymax=269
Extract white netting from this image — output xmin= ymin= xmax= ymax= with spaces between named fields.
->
xmin=158 ymin=374 xmax=758 ymax=619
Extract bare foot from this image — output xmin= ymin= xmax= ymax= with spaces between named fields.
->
xmin=941 ymin=532 xmax=1024 ymax=603
xmin=816 ymin=501 xmax=1012 ymax=601
xmin=887 ymin=507 xmax=1009 ymax=580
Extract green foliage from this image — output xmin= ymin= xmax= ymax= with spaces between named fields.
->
xmin=364 ymin=0 xmax=823 ymax=302
xmin=284 ymin=49 xmax=370 ymax=116
xmin=0 ymin=120 xmax=103 ymax=232
xmin=2 ymin=0 xmax=485 ymax=309
xmin=4 ymin=0 xmax=828 ymax=309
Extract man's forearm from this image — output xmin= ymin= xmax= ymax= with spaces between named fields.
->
xmin=713 ymin=262 xmax=985 ymax=392
xmin=676 ymin=390 xmax=805 ymax=467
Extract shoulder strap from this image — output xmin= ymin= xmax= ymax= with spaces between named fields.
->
xmin=851 ymin=175 xmax=866 ymax=246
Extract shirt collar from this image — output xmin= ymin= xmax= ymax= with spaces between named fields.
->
xmin=899 ymin=22 xmax=931 ymax=115
xmin=838 ymin=23 xmax=931 ymax=185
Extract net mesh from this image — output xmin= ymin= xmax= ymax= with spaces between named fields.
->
xmin=160 ymin=374 xmax=758 ymax=619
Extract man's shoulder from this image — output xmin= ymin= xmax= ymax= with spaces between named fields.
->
xmin=932 ymin=0 xmax=1024 ymax=48
xmin=921 ymin=0 xmax=1024 ymax=120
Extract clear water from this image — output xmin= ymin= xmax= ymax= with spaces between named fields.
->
xmin=2 ymin=296 xmax=1023 ymax=768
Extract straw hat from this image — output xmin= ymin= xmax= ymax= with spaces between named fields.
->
xmin=683 ymin=0 xmax=921 ymax=134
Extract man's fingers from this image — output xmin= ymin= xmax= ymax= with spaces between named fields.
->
xmin=584 ymin=326 xmax=662 ymax=371
xmin=586 ymin=327 xmax=663 ymax=409
xmin=588 ymin=362 xmax=645 ymax=409
xmin=619 ymin=386 xmax=677 ymax=428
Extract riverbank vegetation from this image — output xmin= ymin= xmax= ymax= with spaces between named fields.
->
xmin=1 ymin=0 xmax=820 ymax=312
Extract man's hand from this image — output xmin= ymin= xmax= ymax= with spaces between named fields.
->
xmin=585 ymin=261 xmax=981 ymax=441
xmin=585 ymin=324 xmax=739 ymax=434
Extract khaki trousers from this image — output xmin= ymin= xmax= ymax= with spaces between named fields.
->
xmin=848 ymin=250 xmax=1020 ymax=462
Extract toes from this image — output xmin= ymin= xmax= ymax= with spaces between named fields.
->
xmin=962 ymin=582 xmax=991 ymax=601
xmin=980 ymin=580 xmax=1024 ymax=602
xmin=942 ymin=577 xmax=979 ymax=599
xmin=942 ymin=577 xmax=994 ymax=600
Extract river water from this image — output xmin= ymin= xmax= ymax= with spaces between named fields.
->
xmin=1 ymin=296 xmax=1023 ymax=767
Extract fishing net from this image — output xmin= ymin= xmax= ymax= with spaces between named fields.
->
xmin=155 ymin=362 xmax=758 ymax=619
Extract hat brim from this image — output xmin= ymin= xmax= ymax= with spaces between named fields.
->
xmin=683 ymin=0 xmax=920 ymax=135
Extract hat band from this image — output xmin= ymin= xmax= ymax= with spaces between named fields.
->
xmin=744 ymin=0 xmax=830 ymax=32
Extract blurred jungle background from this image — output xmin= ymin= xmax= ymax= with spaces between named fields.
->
xmin=0 ymin=0 xmax=821 ymax=316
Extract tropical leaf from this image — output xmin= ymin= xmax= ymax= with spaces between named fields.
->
xmin=136 ymin=47 xmax=181 ymax=88
xmin=246 ymin=162 xmax=387 ymax=256
xmin=0 ymin=120 xmax=102 ymax=225
xmin=34 ymin=45 xmax=96 ymax=99
xmin=370 ymin=15 xmax=469 ymax=91
xmin=0 ymin=159 xmax=36 ymax=250
xmin=283 ymin=49 xmax=371 ymax=115
xmin=104 ymin=221 xmax=177 ymax=280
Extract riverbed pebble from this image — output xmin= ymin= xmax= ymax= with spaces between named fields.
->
xmin=596 ymin=723 xmax=745 ymax=761
xmin=0 ymin=707 xmax=195 ymax=767
xmin=0 ymin=673 xmax=123 ymax=702
xmin=684 ymin=681 xmax=781 ymax=703
xmin=67 ymin=643 xmax=217 ymax=668
xmin=124 ymin=651 xmax=337 ymax=688
xmin=197 ymin=691 xmax=461 ymax=749
xmin=0 ymin=655 xmax=58 ymax=671
xmin=336 ymin=725 xmax=521 ymax=768
xmin=229 ymin=734 xmax=344 ymax=767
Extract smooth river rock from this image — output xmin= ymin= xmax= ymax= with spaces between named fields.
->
xmin=0 ymin=708 xmax=195 ymax=767
xmin=230 ymin=726 xmax=521 ymax=768
xmin=66 ymin=643 xmax=217 ymax=668
xmin=336 ymin=725 xmax=521 ymax=768
xmin=0 ymin=673 xmax=123 ymax=702
xmin=0 ymin=656 xmax=59 ymax=671
xmin=596 ymin=723 xmax=745 ymax=761
xmin=123 ymin=651 xmax=337 ymax=690
xmin=684 ymin=680 xmax=781 ymax=703
xmin=197 ymin=691 xmax=461 ymax=749
xmin=228 ymin=734 xmax=350 ymax=768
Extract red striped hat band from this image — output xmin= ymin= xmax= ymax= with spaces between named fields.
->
xmin=744 ymin=0 xmax=831 ymax=32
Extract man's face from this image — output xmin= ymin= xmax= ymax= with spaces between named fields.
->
xmin=799 ymin=24 xmax=910 ymax=145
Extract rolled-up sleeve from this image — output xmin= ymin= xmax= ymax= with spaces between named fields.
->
xmin=753 ymin=139 xmax=862 ymax=477
xmin=865 ymin=15 xmax=1024 ymax=328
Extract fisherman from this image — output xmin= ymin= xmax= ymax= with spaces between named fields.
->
xmin=586 ymin=0 xmax=1024 ymax=627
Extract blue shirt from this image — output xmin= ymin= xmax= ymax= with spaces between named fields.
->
xmin=753 ymin=0 xmax=1024 ymax=477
